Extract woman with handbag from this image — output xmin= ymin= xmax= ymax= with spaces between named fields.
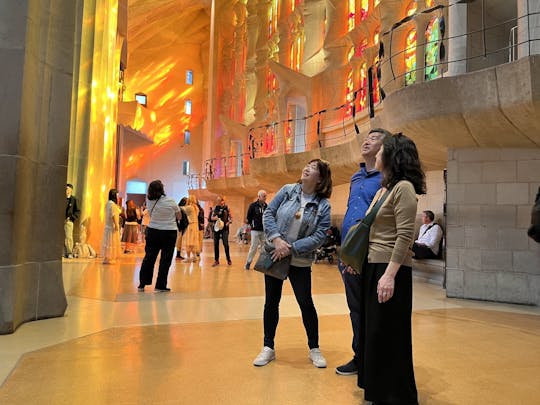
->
xmin=357 ymin=133 xmax=425 ymax=405
xmin=253 ymin=159 xmax=332 ymax=368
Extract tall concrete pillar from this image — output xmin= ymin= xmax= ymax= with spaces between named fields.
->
xmin=518 ymin=0 xmax=540 ymax=57
xmin=447 ymin=3 xmax=467 ymax=76
xmin=0 ymin=0 xmax=79 ymax=334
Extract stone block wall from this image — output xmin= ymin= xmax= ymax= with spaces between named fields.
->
xmin=446 ymin=148 xmax=540 ymax=305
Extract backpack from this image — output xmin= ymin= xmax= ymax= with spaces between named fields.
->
xmin=177 ymin=207 xmax=189 ymax=234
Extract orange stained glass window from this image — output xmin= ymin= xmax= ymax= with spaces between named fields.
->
xmin=290 ymin=36 xmax=303 ymax=71
xmin=405 ymin=28 xmax=417 ymax=85
xmin=346 ymin=69 xmax=355 ymax=116
xmin=348 ymin=46 xmax=355 ymax=62
xmin=373 ymin=28 xmax=380 ymax=45
xmin=426 ymin=0 xmax=435 ymax=7
xmin=268 ymin=0 xmax=279 ymax=38
xmin=292 ymin=0 xmax=301 ymax=11
xmin=360 ymin=0 xmax=369 ymax=20
xmin=372 ymin=56 xmax=380 ymax=104
xmin=359 ymin=63 xmax=367 ymax=111
xmin=348 ymin=0 xmax=356 ymax=31
xmin=406 ymin=1 xmax=417 ymax=16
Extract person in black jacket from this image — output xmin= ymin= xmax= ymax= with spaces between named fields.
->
xmin=245 ymin=190 xmax=267 ymax=269
xmin=211 ymin=196 xmax=232 ymax=266
xmin=65 ymin=183 xmax=81 ymax=258
xmin=528 ymin=187 xmax=540 ymax=243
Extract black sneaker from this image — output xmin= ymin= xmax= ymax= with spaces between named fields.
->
xmin=137 ymin=285 xmax=145 ymax=292
xmin=335 ymin=359 xmax=358 ymax=375
xmin=155 ymin=287 xmax=171 ymax=292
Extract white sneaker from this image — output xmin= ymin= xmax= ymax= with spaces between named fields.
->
xmin=253 ymin=346 xmax=275 ymax=366
xmin=309 ymin=348 xmax=327 ymax=368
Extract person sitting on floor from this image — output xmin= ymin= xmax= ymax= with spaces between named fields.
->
xmin=412 ymin=210 xmax=443 ymax=259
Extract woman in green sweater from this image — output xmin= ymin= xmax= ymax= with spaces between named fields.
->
xmin=358 ymin=133 xmax=425 ymax=405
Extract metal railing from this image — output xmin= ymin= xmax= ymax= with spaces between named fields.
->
xmin=194 ymin=3 xmax=539 ymax=186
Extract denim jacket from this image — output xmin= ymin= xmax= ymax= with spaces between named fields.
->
xmin=263 ymin=183 xmax=331 ymax=260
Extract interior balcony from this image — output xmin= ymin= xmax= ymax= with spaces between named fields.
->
xmin=205 ymin=54 xmax=540 ymax=196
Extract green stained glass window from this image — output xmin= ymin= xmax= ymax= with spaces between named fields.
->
xmin=425 ymin=17 xmax=440 ymax=81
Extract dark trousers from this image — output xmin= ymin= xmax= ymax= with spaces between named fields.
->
xmin=412 ymin=242 xmax=437 ymax=259
xmin=139 ymin=228 xmax=177 ymax=289
xmin=263 ymin=265 xmax=319 ymax=350
xmin=213 ymin=228 xmax=231 ymax=262
xmin=358 ymin=262 xmax=418 ymax=405
xmin=340 ymin=263 xmax=362 ymax=362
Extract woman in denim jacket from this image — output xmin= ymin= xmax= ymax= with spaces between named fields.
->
xmin=253 ymin=159 xmax=332 ymax=369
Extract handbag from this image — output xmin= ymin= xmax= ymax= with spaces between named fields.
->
xmin=339 ymin=189 xmax=391 ymax=274
xmin=253 ymin=247 xmax=292 ymax=280
xmin=214 ymin=218 xmax=224 ymax=232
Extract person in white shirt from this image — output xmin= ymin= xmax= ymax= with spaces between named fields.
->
xmin=137 ymin=180 xmax=181 ymax=292
xmin=412 ymin=210 xmax=443 ymax=259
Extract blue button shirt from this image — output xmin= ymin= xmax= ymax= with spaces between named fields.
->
xmin=341 ymin=163 xmax=382 ymax=244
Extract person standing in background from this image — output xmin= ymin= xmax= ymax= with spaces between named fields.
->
xmin=245 ymin=190 xmax=267 ymax=270
xmin=122 ymin=199 xmax=141 ymax=253
xmin=65 ymin=183 xmax=81 ymax=259
xmin=211 ymin=196 xmax=233 ymax=266
xmin=101 ymin=189 xmax=121 ymax=264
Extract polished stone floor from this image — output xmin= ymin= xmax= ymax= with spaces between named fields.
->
xmin=0 ymin=240 xmax=539 ymax=404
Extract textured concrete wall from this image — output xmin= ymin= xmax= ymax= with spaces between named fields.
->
xmin=446 ymin=148 xmax=540 ymax=305
xmin=0 ymin=0 xmax=80 ymax=333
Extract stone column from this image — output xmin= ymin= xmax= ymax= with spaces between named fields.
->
xmin=447 ymin=2 xmax=467 ymax=76
xmin=518 ymin=0 xmax=540 ymax=57
xmin=0 ymin=0 xmax=79 ymax=334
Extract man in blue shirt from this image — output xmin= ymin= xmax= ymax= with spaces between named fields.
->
xmin=336 ymin=128 xmax=391 ymax=376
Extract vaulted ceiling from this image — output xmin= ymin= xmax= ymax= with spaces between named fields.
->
xmin=123 ymin=0 xmax=212 ymax=145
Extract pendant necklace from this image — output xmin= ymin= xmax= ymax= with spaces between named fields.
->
xmin=296 ymin=191 xmax=315 ymax=219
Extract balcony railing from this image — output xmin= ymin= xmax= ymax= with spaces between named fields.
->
xmin=197 ymin=4 xmax=539 ymax=185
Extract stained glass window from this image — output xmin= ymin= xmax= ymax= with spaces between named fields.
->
xmin=359 ymin=63 xmax=367 ymax=111
xmin=374 ymin=0 xmax=381 ymax=6
xmin=405 ymin=28 xmax=417 ymax=85
xmin=406 ymin=1 xmax=417 ymax=16
xmin=346 ymin=69 xmax=355 ymax=116
xmin=348 ymin=0 xmax=355 ymax=31
xmin=292 ymin=0 xmax=301 ymax=11
xmin=348 ymin=46 xmax=355 ymax=62
xmin=425 ymin=17 xmax=440 ymax=80
xmin=290 ymin=35 xmax=303 ymax=71
xmin=267 ymin=70 xmax=278 ymax=96
xmin=360 ymin=0 xmax=369 ymax=21
xmin=372 ymin=56 xmax=380 ymax=104
xmin=425 ymin=0 xmax=435 ymax=7
xmin=268 ymin=0 xmax=279 ymax=38
xmin=373 ymin=28 xmax=380 ymax=45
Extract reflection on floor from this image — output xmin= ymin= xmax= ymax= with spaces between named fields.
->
xmin=0 ymin=240 xmax=539 ymax=404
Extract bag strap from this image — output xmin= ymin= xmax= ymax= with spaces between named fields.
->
xmin=149 ymin=195 xmax=161 ymax=217
xmin=362 ymin=188 xmax=391 ymax=226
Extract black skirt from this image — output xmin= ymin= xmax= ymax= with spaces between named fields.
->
xmin=357 ymin=261 xmax=418 ymax=405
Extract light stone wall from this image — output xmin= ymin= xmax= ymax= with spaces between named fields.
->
xmin=446 ymin=148 xmax=540 ymax=305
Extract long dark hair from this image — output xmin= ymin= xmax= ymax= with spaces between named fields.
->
xmin=108 ymin=189 xmax=118 ymax=203
xmin=380 ymin=133 xmax=426 ymax=195
xmin=147 ymin=180 xmax=165 ymax=200
xmin=298 ymin=158 xmax=333 ymax=198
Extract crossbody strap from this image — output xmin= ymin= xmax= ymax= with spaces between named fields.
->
xmin=361 ymin=188 xmax=391 ymax=227
xmin=149 ymin=195 xmax=161 ymax=217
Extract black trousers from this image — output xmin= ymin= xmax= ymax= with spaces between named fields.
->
xmin=213 ymin=228 xmax=231 ymax=262
xmin=339 ymin=262 xmax=362 ymax=362
xmin=139 ymin=228 xmax=177 ymax=289
xmin=412 ymin=242 xmax=437 ymax=259
xmin=358 ymin=262 xmax=418 ymax=405
xmin=263 ymin=265 xmax=319 ymax=350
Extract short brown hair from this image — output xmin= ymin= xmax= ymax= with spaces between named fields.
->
xmin=304 ymin=158 xmax=332 ymax=198
xmin=147 ymin=180 xmax=165 ymax=200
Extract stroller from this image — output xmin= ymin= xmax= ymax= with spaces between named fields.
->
xmin=314 ymin=226 xmax=340 ymax=264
